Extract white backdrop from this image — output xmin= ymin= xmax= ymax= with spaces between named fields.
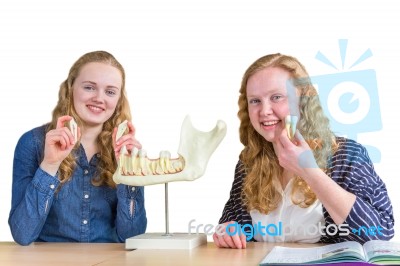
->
xmin=1 ymin=0 xmax=399 ymax=242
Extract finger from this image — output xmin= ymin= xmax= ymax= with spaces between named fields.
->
xmin=59 ymin=129 xmax=75 ymax=149
xmin=226 ymin=222 xmax=243 ymax=248
xmin=125 ymin=141 xmax=142 ymax=152
xmin=240 ymin=233 xmax=247 ymax=249
xmin=112 ymin=127 xmax=118 ymax=148
xmin=115 ymin=133 xmax=128 ymax=146
xmin=217 ymin=234 xmax=230 ymax=248
xmin=224 ymin=224 xmax=240 ymax=248
xmin=274 ymin=134 xmax=284 ymax=157
xmin=56 ymin=133 xmax=68 ymax=150
xmin=65 ymin=127 xmax=76 ymax=145
xmin=47 ymin=130 xmax=68 ymax=148
xmin=56 ymin=126 xmax=75 ymax=146
xmin=279 ymin=127 xmax=294 ymax=148
xmin=116 ymin=134 xmax=142 ymax=150
xmin=56 ymin=115 xmax=73 ymax=129
xmin=127 ymin=121 xmax=136 ymax=135
xmin=223 ymin=234 xmax=239 ymax=249
xmin=294 ymin=129 xmax=306 ymax=143
xmin=230 ymin=234 xmax=243 ymax=249
xmin=212 ymin=233 xmax=222 ymax=248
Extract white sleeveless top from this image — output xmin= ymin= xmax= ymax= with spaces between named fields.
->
xmin=250 ymin=179 xmax=324 ymax=243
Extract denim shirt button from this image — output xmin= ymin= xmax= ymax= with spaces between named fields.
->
xmin=131 ymin=187 xmax=136 ymax=192
xmin=84 ymin=169 xmax=89 ymax=175
xmin=50 ymin=184 xmax=55 ymax=189
xmin=83 ymin=220 xmax=88 ymax=225
xmin=84 ymin=194 xmax=89 ymax=199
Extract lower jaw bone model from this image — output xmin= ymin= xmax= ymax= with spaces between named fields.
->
xmin=113 ymin=115 xmax=227 ymax=186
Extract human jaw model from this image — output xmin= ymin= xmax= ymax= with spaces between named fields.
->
xmin=113 ymin=115 xmax=227 ymax=186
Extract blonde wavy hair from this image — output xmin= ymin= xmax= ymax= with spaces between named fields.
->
xmin=47 ymin=51 xmax=131 ymax=188
xmin=238 ymin=53 xmax=338 ymax=214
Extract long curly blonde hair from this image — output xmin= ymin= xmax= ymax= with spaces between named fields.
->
xmin=47 ymin=51 xmax=131 ymax=188
xmin=238 ymin=53 xmax=337 ymax=214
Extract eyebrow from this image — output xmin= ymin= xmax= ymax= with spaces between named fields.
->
xmin=247 ymin=89 xmax=284 ymax=96
xmin=82 ymin=81 xmax=120 ymax=90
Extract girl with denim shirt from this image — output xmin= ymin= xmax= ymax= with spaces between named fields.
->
xmin=9 ymin=51 xmax=147 ymax=245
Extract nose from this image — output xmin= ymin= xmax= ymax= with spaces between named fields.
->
xmin=92 ymin=89 xmax=105 ymax=103
xmin=260 ymin=101 xmax=273 ymax=116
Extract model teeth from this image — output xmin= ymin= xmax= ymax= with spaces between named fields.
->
xmin=115 ymin=118 xmax=186 ymax=176
xmin=285 ymin=115 xmax=298 ymax=139
xmin=120 ymin=149 xmax=185 ymax=176
xmin=113 ymin=115 xmax=227 ymax=186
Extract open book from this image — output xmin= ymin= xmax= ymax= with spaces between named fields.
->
xmin=260 ymin=240 xmax=400 ymax=265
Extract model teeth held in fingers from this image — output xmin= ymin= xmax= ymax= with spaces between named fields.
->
xmin=285 ymin=115 xmax=298 ymax=139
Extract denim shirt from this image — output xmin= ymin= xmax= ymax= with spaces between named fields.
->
xmin=9 ymin=125 xmax=147 ymax=245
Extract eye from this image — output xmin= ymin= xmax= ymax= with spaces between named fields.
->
xmin=248 ymin=98 xmax=260 ymax=105
xmin=106 ymin=90 xmax=117 ymax=96
xmin=83 ymin=85 xmax=95 ymax=91
xmin=271 ymin=95 xmax=284 ymax=102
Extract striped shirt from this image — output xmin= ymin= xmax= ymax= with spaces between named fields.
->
xmin=218 ymin=137 xmax=394 ymax=244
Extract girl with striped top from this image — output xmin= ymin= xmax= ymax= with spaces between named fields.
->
xmin=213 ymin=53 xmax=394 ymax=249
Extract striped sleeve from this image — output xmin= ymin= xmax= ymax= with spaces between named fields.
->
xmin=321 ymin=138 xmax=394 ymax=244
xmin=218 ymin=161 xmax=252 ymax=227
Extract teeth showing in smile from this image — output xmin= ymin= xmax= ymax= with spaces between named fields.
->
xmin=262 ymin=121 xmax=278 ymax=126
xmin=120 ymin=149 xmax=185 ymax=176
xmin=88 ymin=105 xmax=103 ymax=112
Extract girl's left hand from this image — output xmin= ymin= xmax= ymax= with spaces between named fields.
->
xmin=112 ymin=121 xmax=142 ymax=160
xmin=274 ymin=129 xmax=318 ymax=178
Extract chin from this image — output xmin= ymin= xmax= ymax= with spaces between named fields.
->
xmin=83 ymin=118 xmax=107 ymax=127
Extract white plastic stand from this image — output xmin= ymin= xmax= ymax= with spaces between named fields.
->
xmin=125 ymin=183 xmax=207 ymax=250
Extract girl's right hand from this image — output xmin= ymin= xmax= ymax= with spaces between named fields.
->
xmin=212 ymin=221 xmax=247 ymax=249
xmin=40 ymin=115 xmax=80 ymax=176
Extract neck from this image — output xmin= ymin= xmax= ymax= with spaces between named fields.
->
xmin=280 ymin=169 xmax=294 ymax=191
xmin=81 ymin=124 xmax=102 ymax=142
xmin=79 ymin=124 xmax=103 ymax=160
xmin=269 ymin=142 xmax=294 ymax=189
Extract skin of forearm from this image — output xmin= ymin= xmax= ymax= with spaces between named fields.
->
xmin=302 ymin=168 xmax=356 ymax=224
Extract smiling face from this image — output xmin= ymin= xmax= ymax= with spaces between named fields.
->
xmin=72 ymin=62 xmax=122 ymax=128
xmin=247 ymin=67 xmax=299 ymax=143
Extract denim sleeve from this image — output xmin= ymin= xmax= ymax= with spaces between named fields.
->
xmin=8 ymin=130 xmax=60 ymax=245
xmin=115 ymin=184 xmax=147 ymax=242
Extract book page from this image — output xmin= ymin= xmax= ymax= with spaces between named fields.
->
xmin=260 ymin=242 xmax=365 ymax=264
xmin=363 ymin=240 xmax=400 ymax=262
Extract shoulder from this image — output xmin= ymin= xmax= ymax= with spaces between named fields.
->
xmin=234 ymin=159 xmax=246 ymax=180
xmin=333 ymin=137 xmax=371 ymax=165
xmin=330 ymin=137 xmax=380 ymax=185
xmin=16 ymin=124 xmax=48 ymax=149
xmin=335 ymin=137 xmax=368 ymax=156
